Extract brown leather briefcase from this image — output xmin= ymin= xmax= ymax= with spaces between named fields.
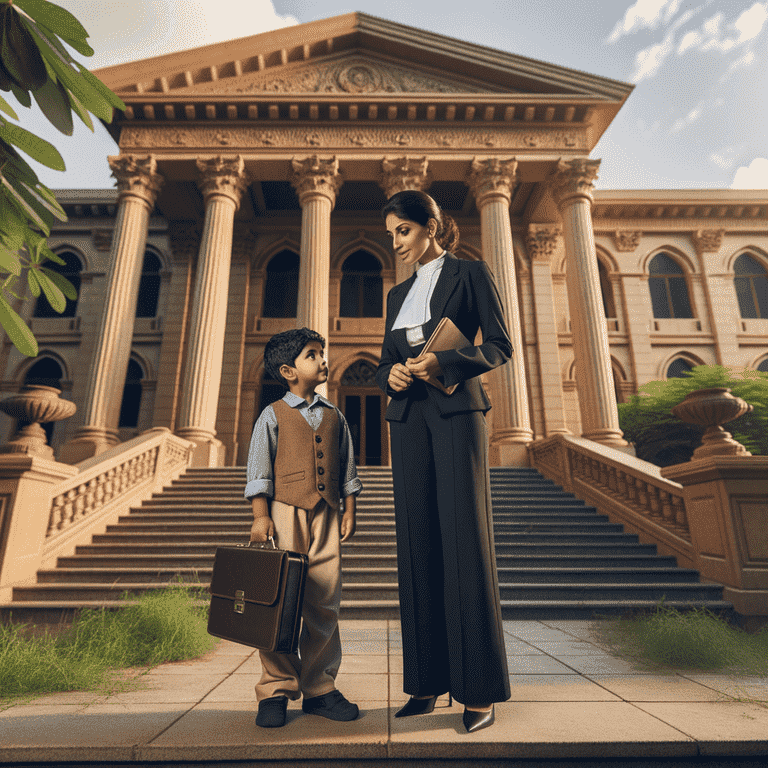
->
xmin=207 ymin=538 xmax=308 ymax=653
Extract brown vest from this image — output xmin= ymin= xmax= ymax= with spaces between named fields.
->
xmin=272 ymin=398 xmax=341 ymax=510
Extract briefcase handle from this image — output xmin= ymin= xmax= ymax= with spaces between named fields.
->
xmin=243 ymin=535 xmax=277 ymax=550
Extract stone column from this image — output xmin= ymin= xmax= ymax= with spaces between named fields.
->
xmin=380 ymin=156 xmax=431 ymax=284
xmin=59 ymin=155 xmax=162 ymax=465
xmin=467 ymin=158 xmax=533 ymax=465
xmin=527 ymin=224 xmax=570 ymax=436
xmin=290 ymin=156 xmax=343 ymax=398
xmin=549 ymin=158 xmax=627 ymax=448
xmin=176 ymin=156 xmax=248 ymax=466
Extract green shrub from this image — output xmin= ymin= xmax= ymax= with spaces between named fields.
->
xmin=0 ymin=583 xmax=216 ymax=700
xmin=618 ymin=365 xmax=768 ymax=466
xmin=594 ymin=604 xmax=768 ymax=673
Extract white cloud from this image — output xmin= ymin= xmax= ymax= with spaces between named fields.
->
xmin=607 ymin=0 xmax=682 ymax=43
xmin=734 ymin=2 xmax=768 ymax=43
xmin=677 ymin=29 xmax=702 ymax=54
xmin=730 ymin=158 xmax=768 ymax=189
xmin=669 ymin=101 xmax=704 ymax=133
xmin=631 ymin=31 xmax=676 ymax=81
xmin=709 ymin=145 xmax=744 ymax=170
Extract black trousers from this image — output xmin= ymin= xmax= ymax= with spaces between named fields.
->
xmin=389 ymin=389 xmax=510 ymax=706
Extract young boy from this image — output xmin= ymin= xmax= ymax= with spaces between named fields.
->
xmin=245 ymin=327 xmax=362 ymax=728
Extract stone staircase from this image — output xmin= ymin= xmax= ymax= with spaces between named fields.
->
xmin=9 ymin=466 xmax=730 ymax=619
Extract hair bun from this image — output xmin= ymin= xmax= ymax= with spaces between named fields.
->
xmin=438 ymin=214 xmax=460 ymax=253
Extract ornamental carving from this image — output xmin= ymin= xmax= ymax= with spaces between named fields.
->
xmin=612 ymin=230 xmax=642 ymax=251
xmin=189 ymin=58 xmax=493 ymax=95
xmin=108 ymin=155 xmax=163 ymax=207
xmin=466 ymin=157 xmax=518 ymax=206
xmin=691 ymin=229 xmax=725 ymax=254
xmin=196 ymin=156 xmax=249 ymax=206
xmin=526 ymin=224 xmax=562 ymax=263
xmin=341 ymin=360 xmax=378 ymax=387
xmin=548 ymin=157 xmax=601 ymax=207
xmin=290 ymin=156 xmax=343 ymax=204
xmin=380 ymin=157 xmax=431 ymax=197
xmin=120 ymin=126 xmax=587 ymax=152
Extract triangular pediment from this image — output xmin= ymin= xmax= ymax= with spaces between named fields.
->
xmin=95 ymin=12 xmax=633 ymax=102
xmin=172 ymin=53 xmax=506 ymax=96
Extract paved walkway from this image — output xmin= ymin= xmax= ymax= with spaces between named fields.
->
xmin=2 ymin=620 xmax=768 ymax=766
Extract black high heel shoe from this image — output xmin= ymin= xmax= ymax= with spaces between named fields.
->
xmin=395 ymin=692 xmax=452 ymax=718
xmin=462 ymin=704 xmax=495 ymax=733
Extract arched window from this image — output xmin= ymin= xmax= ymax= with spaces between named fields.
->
xmin=667 ymin=358 xmax=694 ymax=379
xmin=598 ymin=260 xmax=616 ymax=318
xmin=733 ymin=254 xmax=768 ymax=319
xmin=33 ymin=251 xmax=81 ymax=318
xmin=757 ymin=359 xmax=768 ymax=373
xmin=23 ymin=357 xmax=63 ymax=443
xmin=648 ymin=254 xmax=693 ymax=319
xmin=118 ymin=359 xmax=144 ymax=428
xmin=257 ymin=373 xmax=285 ymax=422
xmin=136 ymin=251 xmax=162 ymax=318
xmin=262 ymin=250 xmax=299 ymax=318
xmin=340 ymin=251 xmax=383 ymax=318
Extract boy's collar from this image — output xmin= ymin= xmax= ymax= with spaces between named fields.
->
xmin=283 ymin=391 xmax=333 ymax=408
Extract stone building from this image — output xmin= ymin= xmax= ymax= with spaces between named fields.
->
xmin=2 ymin=12 xmax=767 ymax=468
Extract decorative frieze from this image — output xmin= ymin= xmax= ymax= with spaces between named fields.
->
xmin=290 ymin=156 xmax=343 ymax=205
xmin=611 ymin=230 xmax=642 ymax=251
xmin=466 ymin=157 xmax=518 ymax=206
xmin=691 ymin=228 xmax=725 ymax=254
xmin=108 ymin=155 xmax=163 ymax=208
xmin=526 ymin=224 xmax=562 ymax=263
xmin=196 ymin=156 xmax=249 ymax=208
xmin=121 ymin=126 xmax=586 ymax=152
xmin=380 ymin=156 xmax=431 ymax=197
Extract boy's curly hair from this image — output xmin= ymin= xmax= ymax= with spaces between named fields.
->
xmin=264 ymin=327 xmax=325 ymax=388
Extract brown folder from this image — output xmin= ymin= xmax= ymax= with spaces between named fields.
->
xmin=418 ymin=316 xmax=471 ymax=395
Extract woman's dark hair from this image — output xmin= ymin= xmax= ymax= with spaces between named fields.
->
xmin=382 ymin=190 xmax=460 ymax=253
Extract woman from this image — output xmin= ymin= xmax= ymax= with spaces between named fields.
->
xmin=375 ymin=190 xmax=511 ymax=733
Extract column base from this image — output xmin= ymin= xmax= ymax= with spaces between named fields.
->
xmin=176 ymin=428 xmax=226 ymax=467
xmin=490 ymin=431 xmax=534 ymax=467
xmin=58 ymin=427 xmax=120 ymax=465
xmin=722 ymin=586 xmax=768 ymax=620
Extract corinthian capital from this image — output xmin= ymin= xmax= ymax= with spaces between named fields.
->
xmin=380 ymin=156 xmax=431 ymax=198
xmin=290 ymin=156 xmax=343 ymax=206
xmin=196 ymin=156 xmax=249 ymax=208
xmin=549 ymin=157 xmax=600 ymax=208
xmin=108 ymin=154 xmax=163 ymax=208
xmin=466 ymin=157 xmax=518 ymax=207
xmin=526 ymin=224 xmax=562 ymax=263
xmin=691 ymin=228 xmax=725 ymax=255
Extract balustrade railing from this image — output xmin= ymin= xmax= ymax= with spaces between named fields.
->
xmin=529 ymin=434 xmax=695 ymax=568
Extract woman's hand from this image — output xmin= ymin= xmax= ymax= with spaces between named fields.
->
xmin=388 ymin=362 xmax=413 ymax=392
xmin=405 ymin=352 xmax=441 ymax=381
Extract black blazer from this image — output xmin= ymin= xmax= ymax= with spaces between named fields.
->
xmin=375 ymin=253 xmax=513 ymax=422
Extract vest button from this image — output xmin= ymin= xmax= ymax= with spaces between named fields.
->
xmin=317 ymin=466 xmax=325 ymax=475
xmin=318 ymin=483 xmax=325 ymax=491
xmin=317 ymin=451 xmax=323 ymax=459
xmin=315 ymin=435 xmax=322 ymax=443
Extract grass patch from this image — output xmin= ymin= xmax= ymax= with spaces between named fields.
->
xmin=593 ymin=604 xmax=768 ymax=674
xmin=0 ymin=582 xmax=217 ymax=702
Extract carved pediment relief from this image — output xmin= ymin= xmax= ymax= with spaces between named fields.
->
xmin=178 ymin=56 xmax=505 ymax=96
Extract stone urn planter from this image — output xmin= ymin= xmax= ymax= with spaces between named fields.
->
xmin=0 ymin=385 xmax=77 ymax=460
xmin=671 ymin=387 xmax=753 ymax=459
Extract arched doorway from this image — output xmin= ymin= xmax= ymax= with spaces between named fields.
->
xmin=339 ymin=360 xmax=386 ymax=466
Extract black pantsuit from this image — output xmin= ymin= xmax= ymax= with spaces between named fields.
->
xmin=376 ymin=253 xmax=512 ymax=706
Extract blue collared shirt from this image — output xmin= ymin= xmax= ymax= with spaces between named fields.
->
xmin=244 ymin=391 xmax=363 ymax=501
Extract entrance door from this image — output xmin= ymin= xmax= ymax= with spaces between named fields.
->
xmin=339 ymin=360 xmax=387 ymax=466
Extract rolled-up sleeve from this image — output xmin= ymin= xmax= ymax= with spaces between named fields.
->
xmin=338 ymin=411 xmax=363 ymax=498
xmin=244 ymin=406 xmax=278 ymax=500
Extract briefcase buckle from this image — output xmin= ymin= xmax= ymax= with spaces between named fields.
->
xmin=234 ymin=589 xmax=245 ymax=614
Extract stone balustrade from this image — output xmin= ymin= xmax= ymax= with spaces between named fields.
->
xmin=529 ymin=434 xmax=695 ymax=568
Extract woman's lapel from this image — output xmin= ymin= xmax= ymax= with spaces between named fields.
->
xmin=428 ymin=253 xmax=461 ymax=323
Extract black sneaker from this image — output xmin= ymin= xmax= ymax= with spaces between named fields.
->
xmin=302 ymin=690 xmax=359 ymax=721
xmin=256 ymin=695 xmax=289 ymax=727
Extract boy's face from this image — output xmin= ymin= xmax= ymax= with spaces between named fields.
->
xmin=283 ymin=341 xmax=327 ymax=389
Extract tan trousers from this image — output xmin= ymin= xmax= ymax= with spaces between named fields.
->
xmin=255 ymin=498 xmax=342 ymax=701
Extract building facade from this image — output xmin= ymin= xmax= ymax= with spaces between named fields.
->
xmin=2 ymin=13 xmax=766 ymax=467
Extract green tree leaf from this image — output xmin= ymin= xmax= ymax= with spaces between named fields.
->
xmin=75 ymin=64 xmax=125 ymax=112
xmin=0 ymin=120 xmax=65 ymax=169
xmin=32 ymin=72 xmax=73 ymax=135
xmin=0 ymin=244 xmax=22 ymax=276
xmin=34 ymin=266 xmax=64 ymax=311
xmin=13 ymin=0 xmax=93 ymax=54
xmin=0 ymin=92 xmax=17 ymax=119
xmin=40 ymin=265 xmax=75 ymax=299
xmin=1 ymin=3 xmax=47 ymax=89
xmin=9 ymin=79 xmax=31 ymax=107
xmin=26 ymin=262 xmax=41 ymax=296
xmin=67 ymin=88 xmax=93 ymax=131
xmin=0 ymin=173 xmax=52 ymax=233
xmin=0 ymin=294 xmax=37 ymax=356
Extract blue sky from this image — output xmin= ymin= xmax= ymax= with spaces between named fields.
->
xmin=9 ymin=0 xmax=768 ymax=191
